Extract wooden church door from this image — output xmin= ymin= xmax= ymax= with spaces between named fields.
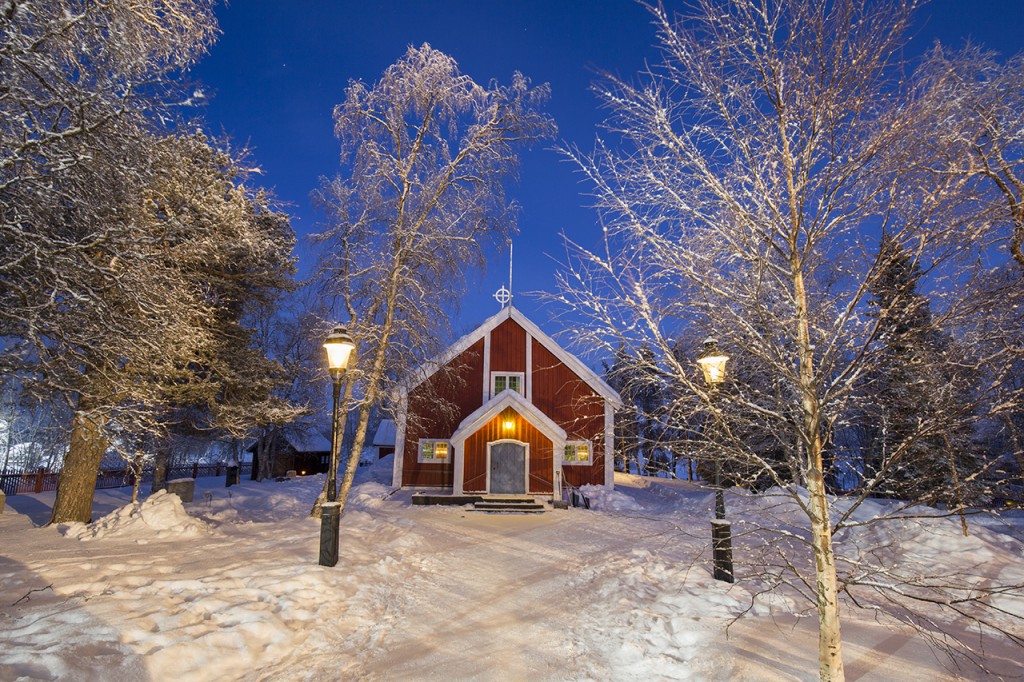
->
xmin=489 ymin=442 xmax=526 ymax=494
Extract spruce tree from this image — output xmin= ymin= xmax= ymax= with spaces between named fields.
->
xmin=862 ymin=237 xmax=978 ymax=503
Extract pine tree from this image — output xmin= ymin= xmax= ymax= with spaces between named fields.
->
xmin=861 ymin=237 xmax=978 ymax=503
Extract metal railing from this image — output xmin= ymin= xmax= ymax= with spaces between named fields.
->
xmin=0 ymin=462 xmax=253 ymax=497
xmin=557 ymin=473 xmax=591 ymax=509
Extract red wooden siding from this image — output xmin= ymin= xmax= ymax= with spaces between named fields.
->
xmin=402 ymin=339 xmax=485 ymax=487
xmin=531 ymin=339 xmax=607 ymax=487
xmin=462 ymin=406 xmax=554 ymax=494
xmin=489 ymin=317 xmax=527 ymax=373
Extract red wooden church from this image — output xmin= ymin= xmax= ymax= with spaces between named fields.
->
xmin=391 ymin=305 xmax=622 ymax=496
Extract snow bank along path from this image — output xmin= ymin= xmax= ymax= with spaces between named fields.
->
xmin=1 ymin=460 xmax=1021 ymax=681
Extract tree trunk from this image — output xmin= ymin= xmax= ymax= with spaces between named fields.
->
xmin=334 ymin=264 xmax=405 ymax=517
xmin=808 ymin=465 xmax=845 ymax=681
xmin=337 ymin=397 xmax=374 ymax=515
xmin=150 ymin=440 xmax=170 ymax=493
xmin=50 ymin=397 xmax=107 ymax=524
xmin=791 ymin=262 xmax=846 ymax=681
xmin=130 ymin=454 xmax=143 ymax=503
xmin=256 ymin=425 xmax=278 ymax=481
xmin=311 ymin=371 xmax=355 ymax=517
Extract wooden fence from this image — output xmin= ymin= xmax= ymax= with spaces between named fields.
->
xmin=0 ymin=462 xmax=253 ymax=496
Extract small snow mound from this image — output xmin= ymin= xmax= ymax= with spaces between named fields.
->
xmin=580 ymin=484 xmax=643 ymax=512
xmin=63 ymin=490 xmax=209 ymax=541
xmin=356 ymin=453 xmax=395 ymax=486
xmin=348 ymin=481 xmax=392 ymax=509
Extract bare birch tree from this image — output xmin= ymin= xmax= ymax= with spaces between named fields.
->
xmin=312 ymin=44 xmax=554 ymax=517
xmin=910 ymin=45 xmax=1024 ymax=491
xmin=556 ymin=1 xmax=1023 ymax=679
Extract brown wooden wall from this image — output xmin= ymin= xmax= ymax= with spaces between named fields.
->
xmin=402 ymin=339 xmax=485 ymax=487
xmin=531 ymin=339 xmax=607 ymax=487
xmin=490 ymin=317 xmax=527 ymax=374
xmin=463 ymin=406 xmax=554 ymax=494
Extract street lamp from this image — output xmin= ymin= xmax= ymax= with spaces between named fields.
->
xmin=697 ymin=337 xmax=734 ymax=583
xmin=320 ymin=325 xmax=355 ymax=568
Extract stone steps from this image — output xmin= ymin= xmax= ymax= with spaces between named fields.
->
xmin=470 ymin=498 xmax=549 ymax=514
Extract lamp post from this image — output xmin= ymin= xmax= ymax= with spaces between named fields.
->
xmin=697 ymin=337 xmax=734 ymax=583
xmin=320 ymin=325 xmax=355 ymax=567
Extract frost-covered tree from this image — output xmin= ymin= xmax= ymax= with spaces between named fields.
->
xmin=910 ymin=46 xmax=1024 ymax=495
xmin=556 ymin=1 xmax=1023 ymax=678
xmin=857 ymin=237 xmax=981 ymax=504
xmin=312 ymin=44 xmax=554 ymax=518
xmin=139 ymin=135 xmax=300 ymax=493
xmin=605 ymin=344 xmax=665 ymax=475
xmin=243 ymin=291 xmax=326 ymax=484
xmin=1 ymin=0 xmax=218 ymax=350
xmin=2 ymin=1 xmax=214 ymax=522
xmin=605 ymin=346 xmax=644 ymax=474
xmin=913 ymin=46 xmax=1024 ymax=271
xmin=1 ymin=3 xmax=298 ymax=522
xmin=48 ymin=131 xmax=297 ymax=523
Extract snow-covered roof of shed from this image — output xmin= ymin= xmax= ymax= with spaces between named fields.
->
xmin=372 ymin=419 xmax=396 ymax=447
xmin=280 ymin=427 xmax=331 ymax=454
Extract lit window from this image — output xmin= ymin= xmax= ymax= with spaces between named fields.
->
xmin=491 ymin=372 xmax=524 ymax=397
xmin=418 ymin=440 xmax=450 ymax=463
xmin=562 ymin=441 xmax=591 ymax=465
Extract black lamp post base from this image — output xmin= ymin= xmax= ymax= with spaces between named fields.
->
xmin=319 ymin=502 xmax=341 ymax=567
xmin=712 ymin=519 xmax=734 ymax=583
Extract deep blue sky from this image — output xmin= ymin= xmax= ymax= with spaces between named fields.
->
xmin=190 ymin=0 xmax=1024 ymax=340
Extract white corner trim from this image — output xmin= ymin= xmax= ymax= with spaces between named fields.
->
xmin=482 ymin=330 xmax=491 ymax=405
xmin=392 ymin=389 xmax=408 ymax=488
xmin=453 ymin=441 xmax=465 ymax=495
xmin=525 ymin=332 xmax=533 ymax=402
xmin=604 ymin=400 xmax=615 ymax=489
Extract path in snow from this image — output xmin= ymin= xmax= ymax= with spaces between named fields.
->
xmin=2 ymin=467 xmax=1021 ymax=681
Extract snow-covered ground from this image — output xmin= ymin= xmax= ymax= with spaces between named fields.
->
xmin=1 ymin=457 xmax=1021 ymax=681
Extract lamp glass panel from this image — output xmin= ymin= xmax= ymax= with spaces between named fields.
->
xmin=324 ymin=340 xmax=354 ymax=371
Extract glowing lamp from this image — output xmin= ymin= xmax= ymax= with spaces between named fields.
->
xmin=696 ymin=338 xmax=729 ymax=386
xmin=503 ymin=419 xmax=515 ymax=431
xmin=324 ymin=326 xmax=355 ymax=377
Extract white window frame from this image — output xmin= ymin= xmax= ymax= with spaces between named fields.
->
xmin=490 ymin=371 xmax=525 ymax=398
xmin=417 ymin=439 xmax=451 ymax=464
xmin=562 ymin=440 xmax=592 ymax=466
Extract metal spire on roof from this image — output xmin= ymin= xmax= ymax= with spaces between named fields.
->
xmin=493 ymin=240 xmax=513 ymax=309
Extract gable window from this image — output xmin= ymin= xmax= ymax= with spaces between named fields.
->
xmin=418 ymin=439 xmax=450 ymax=463
xmin=491 ymin=372 xmax=524 ymax=398
xmin=562 ymin=441 xmax=591 ymax=465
